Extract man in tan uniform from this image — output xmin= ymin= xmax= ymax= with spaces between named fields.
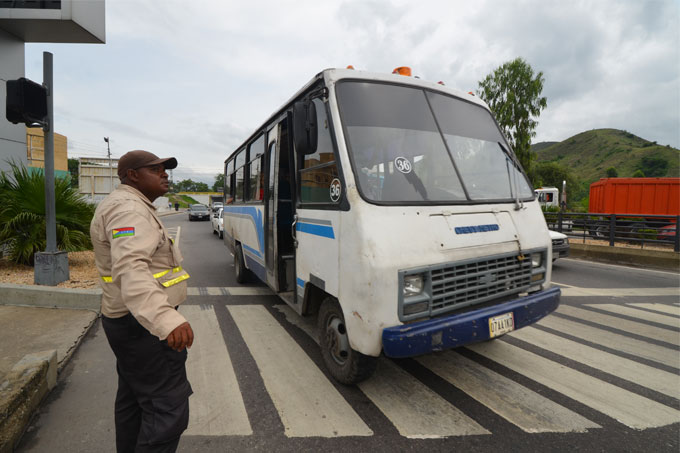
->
xmin=90 ymin=150 xmax=194 ymax=453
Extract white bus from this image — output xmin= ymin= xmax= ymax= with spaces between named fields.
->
xmin=222 ymin=67 xmax=560 ymax=384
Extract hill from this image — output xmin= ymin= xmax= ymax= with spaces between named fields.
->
xmin=532 ymin=129 xmax=679 ymax=184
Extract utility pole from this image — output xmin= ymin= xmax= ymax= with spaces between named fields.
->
xmin=34 ymin=52 xmax=69 ymax=285
xmin=104 ymin=136 xmax=112 ymax=192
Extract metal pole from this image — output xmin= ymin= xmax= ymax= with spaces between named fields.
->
xmin=43 ymin=51 xmax=57 ymax=253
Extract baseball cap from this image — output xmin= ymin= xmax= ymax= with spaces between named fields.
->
xmin=117 ymin=150 xmax=177 ymax=180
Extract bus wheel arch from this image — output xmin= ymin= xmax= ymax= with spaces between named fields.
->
xmin=318 ymin=297 xmax=378 ymax=385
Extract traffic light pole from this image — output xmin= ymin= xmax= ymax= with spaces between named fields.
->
xmin=34 ymin=51 xmax=69 ymax=285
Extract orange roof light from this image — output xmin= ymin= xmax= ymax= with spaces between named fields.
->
xmin=392 ymin=66 xmax=412 ymax=76
xmin=347 ymin=65 xmax=355 ymax=70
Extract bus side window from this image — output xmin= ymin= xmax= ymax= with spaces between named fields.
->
xmin=247 ymin=134 xmax=265 ymax=202
xmin=234 ymin=148 xmax=246 ymax=202
xmin=225 ymin=160 xmax=233 ymax=204
xmin=299 ymin=98 xmax=339 ymax=204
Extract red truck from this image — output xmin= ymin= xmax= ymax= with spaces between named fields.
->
xmin=588 ymin=178 xmax=679 ymax=240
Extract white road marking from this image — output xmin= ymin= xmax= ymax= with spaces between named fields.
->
xmin=180 ymin=305 xmax=251 ymax=436
xmin=227 ymin=305 xmax=372 ymax=438
xmin=273 ymin=305 xmax=487 ymax=438
xmin=553 ymin=260 xmax=680 ymax=276
xmin=560 ymin=287 xmax=679 ymax=297
xmin=468 ymin=341 xmax=680 ymax=429
xmin=585 ymin=304 xmax=680 ymax=328
xmin=537 ymin=315 xmax=680 ymax=369
xmin=417 ymin=352 xmax=599 ymax=433
xmin=627 ymin=303 xmax=680 ymax=316
xmin=187 ymin=287 xmax=274 ymax=296
xmin=557 ymin=305 xmax=679 ymax=345
xmin=360 ymin=359 xmax=489 ymax=438
xmin=510 ymin=327 xmax=680 ymax=399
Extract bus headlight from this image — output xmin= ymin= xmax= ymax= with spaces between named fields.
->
xmin=403 ymin=274 xmax=424 ymax=297
xmin=531 ymin=253 xmax=543 ymax=268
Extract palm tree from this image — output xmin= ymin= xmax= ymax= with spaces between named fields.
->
xmin=0 ymin=162 xmax=95 ymax=265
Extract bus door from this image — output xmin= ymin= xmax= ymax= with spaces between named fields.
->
xmin=267 ymin=116 xmax=297 ymax=300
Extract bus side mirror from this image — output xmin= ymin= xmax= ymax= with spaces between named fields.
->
xmin=293 ymin=100 xmax=318 ymax=155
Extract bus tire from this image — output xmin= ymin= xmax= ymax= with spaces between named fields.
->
xmin=318 ymin=298 xmax=377 ymax=385
xmin=234 ymin=244 xmax=251 ymax=283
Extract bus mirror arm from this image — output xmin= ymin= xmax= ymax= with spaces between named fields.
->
xmin=291 ymin=214 xmax=298 ymax=248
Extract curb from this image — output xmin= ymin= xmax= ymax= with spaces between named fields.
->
xmin=0 ymin=283 xmax=101 ymax=311
xmin=0 ymin=350 xmax=57 ymax=453
xmin=569 ymin=243 xmax=680 ymax=272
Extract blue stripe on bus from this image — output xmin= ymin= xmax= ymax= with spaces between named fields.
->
xmin=242 ymin=243 xmax=263 ymax=260
xmin=297 ymin=278 xmax=305 ymax=289
xmin=244 ymin=254 xmax=266 ymax=281
xmin=222 ymin=205 xmax=265 ymax=256
xmin=296 ymin=222 xmax=335 ymax=239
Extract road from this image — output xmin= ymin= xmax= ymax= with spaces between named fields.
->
xmin=18 ymin=212 xmax=680 ymax=452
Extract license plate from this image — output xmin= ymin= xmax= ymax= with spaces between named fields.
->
xmin=489 ymin=312 xmax=514 ymax=338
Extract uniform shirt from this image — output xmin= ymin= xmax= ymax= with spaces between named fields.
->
xmin=90 ymin=184 xmax=190 ymax=340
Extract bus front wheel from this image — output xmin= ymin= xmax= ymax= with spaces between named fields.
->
xmin=318 ymin=298 xmax=377 ymax=385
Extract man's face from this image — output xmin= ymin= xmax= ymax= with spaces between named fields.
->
xmin=130 ymin=164 xmax=169 ymax=201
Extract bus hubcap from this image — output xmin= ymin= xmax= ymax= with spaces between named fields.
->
xmin=326 ymin=316 xmax=350 ymax=365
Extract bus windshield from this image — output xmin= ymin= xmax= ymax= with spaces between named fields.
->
xmin=336 ymin=81 xmax=533 ymax=204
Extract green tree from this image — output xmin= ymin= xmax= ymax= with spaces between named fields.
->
xmin=194 ymin=181 xmax=210 ymax=192
xmin=632 ymin=169 xmax=645 ymax=177
xmin=213 ymin=173 xmax=225 ymax=193
xmin=477 ymin=58 xmax=547 ymax=174
xmin=637 ymin=156 xmax=668 ymax=177
xmin=606 ymin=167 xmax=618 ymax=177
xmin=530 ymin=161 xmax=586 ymax=209
xmin=0 ymin=163 xmax=95 ymax=265
xmin=67 ymin=158 xmax=79 ymax=188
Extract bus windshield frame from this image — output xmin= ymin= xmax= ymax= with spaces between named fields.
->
xmin=335 ymin=80 xmax=534 ymax=206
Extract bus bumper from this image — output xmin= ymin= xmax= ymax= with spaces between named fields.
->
xmin=382 ymin=286 xmax=561 ymax=358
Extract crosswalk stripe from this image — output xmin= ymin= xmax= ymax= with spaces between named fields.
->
xmin=537 ymin=315 xmax=680 ymax=369
xmin=360 ymin=358 xmax=489 ymax=438
xmin=510 ymin=327 xmax=680 ymax=399
xmin=627 ymin=303 xmax=680 ymax=317
xmin=180 ymin=305 xmax=252 ymax=436
xmin=417 ymin=351 xmax=599 ymax=433
xmin=557 ymin=305 xmax=679 ymax=345
xmin=560 ymin=287 xmax=679 ymax=297
xmin=227 ymin=305 xmax=373 ymax=437
xmin=468 ymin=341 xmax=680 ymax=429
xmin=585 ymin=304 xmax=680 ymax=328
xmin=272 ymin=305 xmax=487 ymax=438
xmin=188 ymin=287 xmax=274 ymax=296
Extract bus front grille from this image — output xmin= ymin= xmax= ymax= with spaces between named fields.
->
xmin=429 ymin=254 xmax=532 ymax=314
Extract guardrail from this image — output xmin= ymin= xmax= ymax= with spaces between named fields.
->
xmin=543 ymin=212 xmax=680 ymax=252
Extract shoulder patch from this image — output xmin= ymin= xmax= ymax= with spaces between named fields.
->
xmin=112 ymin=227 xmax=135 ymax=239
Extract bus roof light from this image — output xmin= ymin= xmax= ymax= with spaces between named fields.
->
xmin=392 ymin=66 xmax=412 ymax=76
xmin=347 ymin=65 xmax=355 ymax=70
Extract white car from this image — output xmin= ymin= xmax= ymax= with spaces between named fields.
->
xmin=549 ymin=230 xmax=569 ymax=261
xmin=211 ymin=207 xmax=224 ymax=239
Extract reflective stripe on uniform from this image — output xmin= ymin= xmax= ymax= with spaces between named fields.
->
xmin=101 ymin=266 xmax=189 ymax=288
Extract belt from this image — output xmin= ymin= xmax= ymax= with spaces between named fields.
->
xmin=101 ymin=266 xmax=189 ymax=287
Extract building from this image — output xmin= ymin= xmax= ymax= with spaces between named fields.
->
xmin=78 ymin=156 xmax=118 ymax=203
xmin=26 ymin=126 xmax=69 ymax=178
xmin=0 ymin=0 xmax=105 ymax=176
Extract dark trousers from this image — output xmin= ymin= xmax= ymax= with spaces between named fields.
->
xmin=102 ymin=314 xmax=192 ymax=453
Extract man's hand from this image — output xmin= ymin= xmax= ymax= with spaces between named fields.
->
xmin=167 ymin=322 xmax=194 ymax=352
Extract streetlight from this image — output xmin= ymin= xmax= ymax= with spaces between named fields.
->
xmin=104 ymin=137 xmax=113 ymax=192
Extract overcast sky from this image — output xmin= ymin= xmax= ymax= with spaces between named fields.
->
xmin=25 ymin=0 xmax=679 ymax=184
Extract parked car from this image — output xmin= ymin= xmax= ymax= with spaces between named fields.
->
xmin=188 ymin=204 xmax=210 ymax=221
xmin=657 ymin=224 xmax=676 ymax=242
xmin=549 ymin=230 xmax=569 ymax=261
xmin=211 ymin=208 xmax=224 ymax=238
xmin=212 ymin=202 xmax=223 ymax=212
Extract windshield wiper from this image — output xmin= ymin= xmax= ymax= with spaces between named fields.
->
xmin=403 ymin=169 xmax=428 ymax=199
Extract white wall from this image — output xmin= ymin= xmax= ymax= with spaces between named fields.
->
xmin=0 ymin=28 xmax=27 ymax=175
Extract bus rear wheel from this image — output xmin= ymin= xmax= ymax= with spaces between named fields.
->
xmin=318 ymin=298 xmax=377 ymax=385
xmin=234 ymin=244 xmax=252 ymax=283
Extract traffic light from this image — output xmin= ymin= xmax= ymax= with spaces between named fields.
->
xmin=6 ymin=77 xmax=48 ymax=126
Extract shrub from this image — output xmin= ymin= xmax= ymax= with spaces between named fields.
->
xmin=0 ymin=162 xmax=95 ymax=265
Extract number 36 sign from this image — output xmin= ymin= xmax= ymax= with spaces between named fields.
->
xmin=330 ymin=178 xmax=342 ymax=202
